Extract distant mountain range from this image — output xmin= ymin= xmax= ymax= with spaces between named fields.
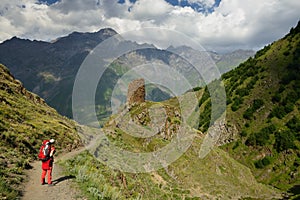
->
xmin=0 ymin=28 xmax=254 ymax=119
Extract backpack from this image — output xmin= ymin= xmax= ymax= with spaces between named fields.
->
xmin=38 ymin=140 xmax=51 ymax=161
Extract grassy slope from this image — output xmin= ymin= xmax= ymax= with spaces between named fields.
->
xmin=0 ymin=64 xmax=82 ymax=199
xmin=62 ymin=98 xmax=281 ymax=199
xmin=198 ymin=21 xmax=300 ymax=196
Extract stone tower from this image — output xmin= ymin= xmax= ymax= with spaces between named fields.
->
xmin=127 ymin=78 xmax=145 ymax=108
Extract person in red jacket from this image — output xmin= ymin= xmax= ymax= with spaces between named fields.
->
xmin=41 ymin=139 xmax=56 ymax=186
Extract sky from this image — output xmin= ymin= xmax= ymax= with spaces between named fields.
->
xmin=0 ymin=0 xmax=299 ymax=52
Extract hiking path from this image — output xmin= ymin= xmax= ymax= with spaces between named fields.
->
xmin=21 ymin=148 xmax=87 ymax=200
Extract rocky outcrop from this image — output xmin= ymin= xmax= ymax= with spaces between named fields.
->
xmin=0 ymin=64 xmax=46 ymax=105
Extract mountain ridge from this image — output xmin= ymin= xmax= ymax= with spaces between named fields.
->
xmin=0 ymin=28 xmax=254 ymax=119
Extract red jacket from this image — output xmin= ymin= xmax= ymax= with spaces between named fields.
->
xmin=42 ymin=146 xmax=55 ymax=170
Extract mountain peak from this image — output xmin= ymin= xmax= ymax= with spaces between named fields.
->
xmin=55 ymin=28 xmax=118 ymax=44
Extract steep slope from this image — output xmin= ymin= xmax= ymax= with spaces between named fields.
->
xmin=61 ymin=95 xmax=281 ymax=199
xmin=197 ymin=21 xmax=300 ymax=196
xmin=0 ymin=64 xmax=82 ymax=199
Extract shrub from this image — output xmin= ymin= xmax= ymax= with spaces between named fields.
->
xmin=245 ymin=125 xmax=275 ymax=146
xmin=246 ymin=76 xmax=259 ymax=90
xmin=286 ymin=116 xmax=300 ymax=132
xmin=269 ymin=106 xmax=287 ymax=119
xmin=272 ymin=93 xmax=281 ymax=103
xmin=283 ymin=50 xmax=290 ymax=56
xmin=284 ymin=102 xmax=294 ymax=113
xmin=236 ymin=88 xmax=249 ymax=97
xmin=245 ymin=134 xmax=256 ymax=146
xmin=243 ymin=99 xmax=264 ymax=120
xmin=241 ymin=130 xmax=247 ymax=137
xmin=274 ymin=130 xmax=296 ymax=152
xmin=243 ymin=109 xmax=253 ymax=120
xmin=255 ymin=129 xmax=270 ymax=146
xmin=253 ymin=99 xmax=264 ymax=110
xmin=255 ymin=156 xmax=272 ymax=169
xmin=231 ymin=97 xmax=243 ymax=111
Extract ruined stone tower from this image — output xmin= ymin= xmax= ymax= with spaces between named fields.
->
xmin=127 ymin=78 xmax=145 ymax=108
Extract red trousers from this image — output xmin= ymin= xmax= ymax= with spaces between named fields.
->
xmin=41 ymin=167 xmax=53 ymax=184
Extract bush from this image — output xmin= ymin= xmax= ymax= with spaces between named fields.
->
xmin=255 ymin=157 xmax=272 ymax=169
xmin=255 ymin=129 xmax=270 ymax=146
xmin=272 ymin=93 xmax=281 ymax=103
xmin=246 ymin=76 xmax=259 ymax=90
xmin=274 ymin=130 xmax=296 ymax=152
xmin=243 ymin=99 xmax=264 ymax=120
xmin=236 ymin=88 xmax=249 ymax=97
xmin=243 ymin=109 xmax=252 ymax=120
xmin=241 ymin=130 xmax=247 ymax=137
xmin=283 ymin=50 xmax=290 ymax=56
xmin=253 ymin=99 xmax=264 ymax=110
xmin=284 ymin=102 xmax=294 ymax=113
xmin=245 ymin=125 xmax=275 ymax=146
xmin=245 ymin=134 xmax=256 ymax=146
xmin=286 ymin=116 xmax=300 ymax=132
xmin=269 ymin=106 xmax=287 ymax=119
xmin=231 ymin=97 xmax=243 ymax=111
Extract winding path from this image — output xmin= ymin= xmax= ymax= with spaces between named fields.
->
xmin=21 ymin=148 xmax=87 ymax=200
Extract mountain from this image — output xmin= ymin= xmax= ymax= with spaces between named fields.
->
xmin=167 ymin=45 xmax=255 ymax=74
xmin=211 ymin=49 xmax=256 ymax=73
xmin=196 ymin=21 xmax=300 ymax=197
xmin=0 ymin=64 xmax=82 ymax=199
xmin=0 ymin=28 xmax=118 ymax=118
xmin=0 ymin=29 xmax=254 ymax=120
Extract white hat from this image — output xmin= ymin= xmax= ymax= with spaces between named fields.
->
xmin=50 ymin=139 xmax=55 ymax=143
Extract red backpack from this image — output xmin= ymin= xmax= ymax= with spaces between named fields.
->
xmin=38 ymin=140 xmax=51 ymax=161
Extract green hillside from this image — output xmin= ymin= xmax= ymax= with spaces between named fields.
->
xmin=0 ymin=64 xmax=82 ymax=199
xmin=62 ymin=96 xmax=281 ymax=199
xmin=197 ymin=21 xmax=300 ymax=197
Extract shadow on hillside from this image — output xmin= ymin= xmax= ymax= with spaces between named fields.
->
xmin=288 ymin=185 xmax=300 ymax=195
xmin=280 ymin=185 xmax=300 ymax=199
xmin=52 ymin=175 xmax=75 ymax=185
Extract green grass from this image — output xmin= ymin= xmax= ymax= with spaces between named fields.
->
xmin=0 ymin=64 xmax=82 ymax=199
xmin=61 ymin=92 xmax=281 ymax=199
xmin=217 ymin=22 xmax=300 ymax=194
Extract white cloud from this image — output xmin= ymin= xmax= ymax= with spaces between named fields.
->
xmin=128 ymin=0 xmax=172 ymax=21
xmin=0 ymin=0 xmax=299 ymax=52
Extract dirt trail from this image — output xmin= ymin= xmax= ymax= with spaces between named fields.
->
xmin=21 ymin=148 xmax=87 ymax=200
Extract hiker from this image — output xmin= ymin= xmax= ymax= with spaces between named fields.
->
xmin=40 ymin=139 xmax=56 ymax=186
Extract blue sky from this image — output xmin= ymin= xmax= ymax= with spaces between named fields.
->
xmin=1 ymin=0 xmax=300 ymax=52
xmin=40 ymin=0 xmax=221 ymax=12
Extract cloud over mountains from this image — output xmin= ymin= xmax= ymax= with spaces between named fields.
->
xmin=0 ymin=0 xmax=299 ymax=52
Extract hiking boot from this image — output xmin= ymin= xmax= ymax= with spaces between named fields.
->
xmin=41 ymin=182 xmax=45 ymax=185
